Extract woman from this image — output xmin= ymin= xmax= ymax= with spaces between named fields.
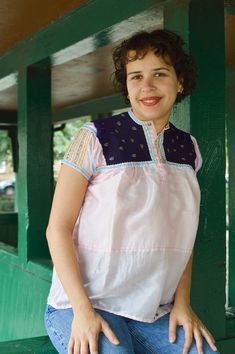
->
xmin=45 ymin=29 xmax=219 ymax=354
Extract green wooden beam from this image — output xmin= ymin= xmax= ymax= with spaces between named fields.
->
xmin=17 ymin=58 xmax=53 ymax=263
xmin=0 ymin=336 xmax=56 ymax=354
xmin=189 ymin=0 xmax=226 ymax=338
xmin=227 ymin=67 xmax=235 ymax=310
xmin=163 ymin=0 xmax=190 ymax=133
xmin=52 ymin=94 xmax=127 ymax=123
xmin=0 ymin=0 xmax=165 ymax=79
xmin=0 ymin=257 xmax=50 ymax=341
xmin=0 ymin=95 xmax=126 ymax=125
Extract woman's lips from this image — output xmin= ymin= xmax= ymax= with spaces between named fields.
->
xmin=139 ymin=97 xmax=162 ymax=106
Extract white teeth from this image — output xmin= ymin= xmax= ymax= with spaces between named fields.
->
xmin=143 ymin=99 xmax=156 ymax=103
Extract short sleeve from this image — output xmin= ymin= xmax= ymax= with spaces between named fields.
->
xmin=190 ymin=135 xmax=203 ymax=173
xmin=61 ymin=124 xmax=96 ymax=180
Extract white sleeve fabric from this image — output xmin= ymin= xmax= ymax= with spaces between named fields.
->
xmin=61 ymin=123 xmax=97 ymax=180
xmin=190 ymin=135 xmax=203 ymax=173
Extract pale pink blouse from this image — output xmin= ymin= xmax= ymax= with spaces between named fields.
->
xmin=47 ymin=110 xmax=202 ymax=323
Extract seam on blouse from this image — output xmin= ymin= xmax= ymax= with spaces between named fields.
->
xmin=78 ymin=244 xmax=193 ymax=253
xmin=143 ymin=125 xmax=157 ymax=162
xmin=95 ymin=161 xmax=195 ymax=172
xmin=160 ymin=132 xmax=167 ymax=161
xmin=165 ymin=161 xmax=195 ymax=171
xmin=83 ymin=124 xmax=97 ymax=135
xmin=61 ymin=160 xmax=91 ymax=180
xmin=128 ymin=109 xmax=144 ymax=125
xmin=96 ymin=160 xmax=155 ymax=171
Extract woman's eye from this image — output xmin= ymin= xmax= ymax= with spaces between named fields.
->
xmin=155 ymin=72 xmax=166 ymax=77
xmin=131 ymin=75 xmax=142 ymax=80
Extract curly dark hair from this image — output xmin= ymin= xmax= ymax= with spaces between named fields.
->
xmin=112 ymin=29 xmax=197 ymax=104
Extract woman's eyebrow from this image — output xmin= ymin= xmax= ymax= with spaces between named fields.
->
xmin=127 ymin=67 xmax=171 ymax=76
xmin=153 ymin=67 xmax=170 ymax=71
xmin=127 ymin=71 xmax=141 ymax=76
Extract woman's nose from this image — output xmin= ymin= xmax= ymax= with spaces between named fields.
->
xmin=141 ymin=77 xmax=155 ymax=91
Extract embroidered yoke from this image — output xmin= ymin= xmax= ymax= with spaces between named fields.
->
xmin=47 ymin=110 xmax=202 ymax=323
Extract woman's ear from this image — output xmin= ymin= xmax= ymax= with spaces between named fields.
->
xmin=178 ymin=83 xmax=184 ymax=94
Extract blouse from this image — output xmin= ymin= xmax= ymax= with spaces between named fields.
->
xmin=47 ymin=109 xmax=202 ymax=323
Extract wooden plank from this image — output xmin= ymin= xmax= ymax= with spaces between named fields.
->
xmin=227 ymin=67 xmax=235 ymax=309
xmin=163 ymin=0 xmax=190 ymax=133
xmin=0 ymin=336 xmax=56 ymax=354
xmin=189 ymin=0 xmax=226 ymax=338
xmin=0 ymin=0 xmax=164 ymax=79
xmin=17 ymin=58 xmax=53 ymax=262
xmin=0 ymin=259 xmax=51 ymax=341
xmin=52 ymin=94 xmax=127 ymax=123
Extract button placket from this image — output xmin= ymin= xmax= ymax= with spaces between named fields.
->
xmin=146 ymin=123 xmax=167 ymax=182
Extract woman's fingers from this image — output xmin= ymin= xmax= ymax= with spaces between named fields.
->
xmin=89 ymin=334 xmax=99 ymax=354
xmin=68 ymin=336 xmax=98 ymax=354
xmin=72 ymin=338 xmax=81 ymax=354
xmin=193 ymin=327 xmax=204 ymax=354
xmin=80 ymin=339 xmax=89 ymax=354
xmin=68 ymin=314 xmax=119 ymax=354
xmin=101 ymin=319 xmax=120 ymax=345
xmin=68 ymin=337 xmax=75 ymax=354
xmin=168 ymin=315 xmax=177 ymax=343
xmin=182 ymin=321 xmax=193 ymax=354
xmin=200 ymin=325 xmax=218 ymax=352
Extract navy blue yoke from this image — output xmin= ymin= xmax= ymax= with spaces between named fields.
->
xmin=93 ymin=112 xmax=197 ymax=170
xmin=164 ymin=123 xmax=196 ymax=170
xmin=93 ymin=112 xmax=151 ymax=164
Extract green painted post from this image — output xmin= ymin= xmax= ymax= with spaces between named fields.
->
xmin=189 ymin=0 xmax=226 ymax=338
xmin=227 ymin=67 xmax=235 ymax=310
xmin=164 ymin=0 xmax=190 ymax=132
xmin=225 ymin=0 xmax=235 ymax=327
xmin=17 ymin=58 xmax=52 ymax=262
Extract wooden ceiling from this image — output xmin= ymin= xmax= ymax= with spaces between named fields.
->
xmin=0 ymin=0 xmax=86 ymax=55
xmin=0 ymin=2 xmax=233 ymax=115
xmin=0 ymin=2 xmax=163 ymax=113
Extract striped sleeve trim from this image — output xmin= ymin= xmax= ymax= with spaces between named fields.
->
xmin=61 ymin=160 xmax=91 ymax=180
xmin=63 ymin=127 xmax=93 ymax=178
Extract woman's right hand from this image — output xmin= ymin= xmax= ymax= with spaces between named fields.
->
xmin=68 ymin=307 xmax=119 ymax=354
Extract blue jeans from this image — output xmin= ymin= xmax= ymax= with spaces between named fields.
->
xmin=45 ymin=305 xmax=219 ymax=354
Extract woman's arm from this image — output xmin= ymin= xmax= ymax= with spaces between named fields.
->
xmin=46 ymin=164 xmax=119 ymax=354
xmin=169 ymin=254 xmax=217 ymax=354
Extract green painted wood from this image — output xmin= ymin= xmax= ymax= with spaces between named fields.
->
xmin=226 ymin=314 xmax=235 ymax=338
xmin=189 ymin=0 xmax=226 ymax=338
xmin=0 ymin=212 xmax=17 ymax=224
xmin=227 ymin=67 xmax=235 ymax=310
xmin=0 ymin=258 xmax=51 ymax=341
xmin=0 ymin=212 xmax=17 ymax=247
xmin=53 ymin=94 xmax=127 ymax=123
xmin=0 ymin=336 xmax=56 ymax=354
xmin=0 ymin=0 xmax=164 ymax=80
xmin=0 ymin=0 xmax=232 ymax=347
xmin=163 ymin=0 xmax=190 ymax=132
xmin=17 ymin=58 xmax=53 ymax=263
xmin=0 ymin=96 xmax=126 ymax=125
xmin=217 ymin=337 xmax=235 ymax=354
xmin=0 ymin=110 xmax=17 ymax=125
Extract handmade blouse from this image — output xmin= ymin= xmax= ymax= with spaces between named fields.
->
xmin=47 ymin=110 xmax=202 ymax=323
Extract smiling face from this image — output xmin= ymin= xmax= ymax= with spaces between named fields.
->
xmin=126 ymin=50 xmax=182 ymax=131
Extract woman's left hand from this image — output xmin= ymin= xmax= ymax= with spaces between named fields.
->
xmin=169 ymin=303 xmax=218 ymax=354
